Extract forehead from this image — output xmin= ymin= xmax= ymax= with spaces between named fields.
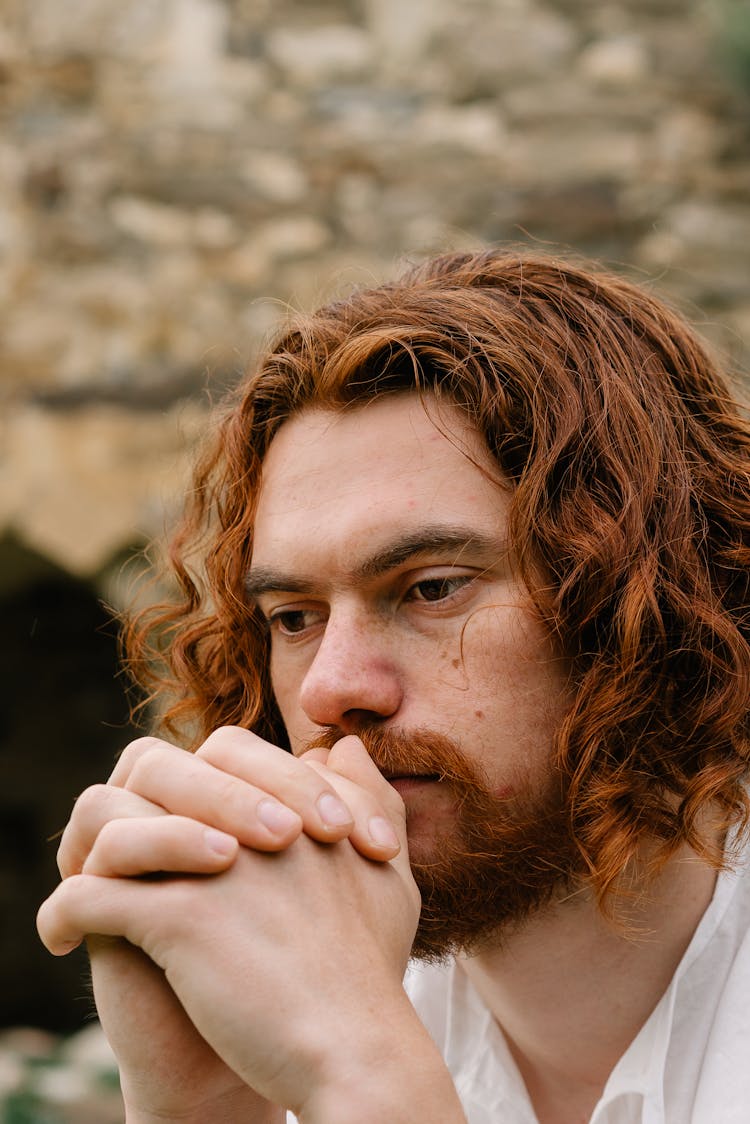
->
xmin=252 ymin=394 xmax=510 ymax=575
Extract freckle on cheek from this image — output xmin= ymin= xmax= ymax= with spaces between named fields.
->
xmin=475 ymin=709 xmax=484 ymax=719
xmin=452 ymin=658 xmax=461 ymax=669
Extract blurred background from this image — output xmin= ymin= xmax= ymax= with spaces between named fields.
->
xmin=1 ymin=0 xmax=749 ymax=1118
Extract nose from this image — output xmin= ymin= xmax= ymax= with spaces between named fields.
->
xmin=299 ymin=610 xmax=403 ymax=733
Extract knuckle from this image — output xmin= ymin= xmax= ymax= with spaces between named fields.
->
xmin=58 ymin=785 xmax=110 ymax=876
xmin=91 ymin=818 xmax=121 ymax=857
xmin=116 ymin=736 xmax=161 ymax=771
xmin=56 ymin=828 xmax=76 ymax=878
xmin=57 ymin=871 xmax=87 ymax=901
xmin=198 ymin=724 xmax=254 ymax=763
xmin=72 ymin=783 xmax=110 ymax=817
xmin=56 ymin=848 xmax=70 ymax=880
xmin=37 ymin=878 xmax=85 ymax=952
xmin=214 ymin=724 xmax=246 ymax=738
xmin=125 ymin=743 xmax=169 ymax=789
xmin=114 ymin=737 xmax=166 ymax=789
xmin=282 ymin=761 xmax=328 ymax=802
xmin=35 ymin=898 xmax=56 ymax=947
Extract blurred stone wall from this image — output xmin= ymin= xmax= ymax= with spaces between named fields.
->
xmin=1 ymin=0 xmax=749 ymax=1031
xmin=2 ymin=0 xmax=749 ymax=579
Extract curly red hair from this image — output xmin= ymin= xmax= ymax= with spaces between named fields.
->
xmin=126 ymin=249 xmax=750 ymax=906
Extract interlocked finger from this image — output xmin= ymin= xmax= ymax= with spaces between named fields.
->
xmin=57 ymin=785 xmax=168 ymax=879
xmin=195 ymin=726 xmax=361 ymax=844
xmin=82 ymin=816 xmax=238 ymax=877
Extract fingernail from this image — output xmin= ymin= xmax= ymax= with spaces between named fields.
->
xmin=204 ymin=828 xmax=237 ymax=856
xmin=317 ymin=791 xmax=353 ymax=828
xmin=257 ymin=798 xmax=300 ymax=835
xmin=368 ymin=816 xmax=400 ymax=851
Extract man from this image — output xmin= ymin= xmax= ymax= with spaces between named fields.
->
xmin=38 ymin=250 xmax=750 ymax=1123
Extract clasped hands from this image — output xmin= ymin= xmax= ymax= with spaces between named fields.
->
xmin=37 ymin=728 xmax=424 ymax=1123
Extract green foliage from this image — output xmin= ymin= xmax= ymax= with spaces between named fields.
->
xmin=1 ymin=1090 xmax=64 ymax=1124
xmin=716 ymin=0 xmax=750 ymax=89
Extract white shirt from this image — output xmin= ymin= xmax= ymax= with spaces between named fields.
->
xmin=287 ymin=835 xmax=750 ymax=1123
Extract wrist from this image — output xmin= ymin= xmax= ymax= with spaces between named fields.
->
xmin=297 ymin=997 xmax=466 ymax=1124
xmin=124 ymin=1086 xmax=284 ymax=1124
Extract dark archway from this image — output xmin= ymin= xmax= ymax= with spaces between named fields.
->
xmin=0 ymin=533 xmax=142 ymax=1031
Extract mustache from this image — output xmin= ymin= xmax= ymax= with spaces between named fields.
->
xmin=306 ymin=725 xmax=491 ymax=792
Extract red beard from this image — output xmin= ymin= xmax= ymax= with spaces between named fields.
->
xmin=308 ymin=726 xmax=583 ymax=961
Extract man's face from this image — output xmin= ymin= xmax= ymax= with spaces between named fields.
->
xmin=249 ymin=393 xmax=577 ymax=954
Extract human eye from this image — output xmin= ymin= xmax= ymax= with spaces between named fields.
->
xmin=405 ymin=573 xmax=476 ymax=605
xmin=266 ymin=606 xmax=326 ymax=637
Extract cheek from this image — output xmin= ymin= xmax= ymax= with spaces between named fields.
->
xmin=461 ymin=602 xmax=546 ymax=685
xmin=460 ymin=606 xmax=569 ymax=770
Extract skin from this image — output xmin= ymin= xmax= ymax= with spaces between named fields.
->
xmin=37 ymin=394 xmax=718 ymax=1124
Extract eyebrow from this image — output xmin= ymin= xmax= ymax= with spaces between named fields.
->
xmin=244 ymin=525 xmax=505 ymax=599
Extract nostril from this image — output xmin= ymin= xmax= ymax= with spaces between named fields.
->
xmin=340 ymin=708 xmax=392 ymax=735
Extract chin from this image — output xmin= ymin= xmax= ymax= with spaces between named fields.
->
xmin=404 ymin=819 xmax=456 ymax=867
xmin=400 ymin=785 xmax=460 ymax=856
